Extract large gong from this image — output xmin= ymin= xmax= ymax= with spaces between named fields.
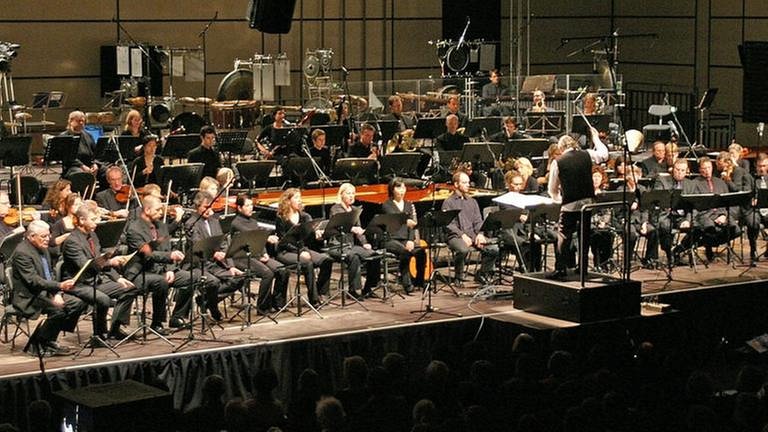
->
xmin=216 ymin=69 xmax=253 ymax=101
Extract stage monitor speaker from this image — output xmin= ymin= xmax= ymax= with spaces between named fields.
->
xmin=739 ymin=41 xmax=768 ymax=123
xmin=248 ymin=0 xmax=297 ymax=34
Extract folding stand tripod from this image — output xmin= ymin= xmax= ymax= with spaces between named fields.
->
xmin=73 ymin=256 xmax=120 ymax=359
xmin=270 ymin=219 xmax=326 ymax=320
xmin=367 ymin=212 xmax=410 ymax=306
xmin=321 ymin=208 xmax=368 ymax=311
xmin=411 ymin=209 xmax=461 ymax=322
xmin=226 ymin=229 xmax=273 ymax=327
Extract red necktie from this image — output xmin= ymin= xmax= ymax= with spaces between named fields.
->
xmin=87 ymin=236 xmax=96 ymax=256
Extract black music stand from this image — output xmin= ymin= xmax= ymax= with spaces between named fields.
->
xmin=322 ymin=207 xmax=368 ymax=310
xmin=746 ymin=188 xmax=768 ymax=270
xmin=411 ymin=209 xmax=462 ymax=322
xmin=273 ymin=219 xmax=326 ymax=320
xmin=332 ymin=158 xmax=378 ymax=186
xmin=504 ymin=138 xmax=550 ymax=159
xmin=235 ymin=160 xmax=275 ymax=193
xmin=374 ymin=120 xmax=400 ymax=143
xmin=366 ymin=212 xmax=409 ymax=304
xmin=285 ymin=157 xmax=321 ymax=188
xmin=414 ymin=117 xmax=447 ymax=139
xmin=461 ymin=143 xmax=503 ymax=168
xmin=526 ymin=203 xmax=561 ymax=272
xmin=467 ymin=116 xmax=503 ymax=138
xmin=0 ymin=135 xmax=31 ymax=175
xmin=173 ymin=234 xmax=231 ymax=353
xmin=678 ymin=193 xmax=718 ymax=270
xmin=479 ymin=208 xmax=524 ymax=288
xmin=380 ymin=152 xmax=422 ymax=180
xmin=572 ymin=115 xmax=610 ymax=135
xmin=225 ymin=228 xmax=271 ymax=328
xmin=158 ymin=163 xmax=205 ymax=203
xmin=525 ymin=111 xmax=564 ymax=136
xmin=161 ymin=134 xmax=200 ymax=160
xmin=95 ymin=136 xmax=141 ymax=165
xmin=44 ymin=136 xmax=79 ymax=172
xmin=312 ymin=125 xmax=346 ymax=148
xmin=270 ymin=127 xmax=307 ymax=157
xmin=218 ymin=131 xmax=249 ymax=166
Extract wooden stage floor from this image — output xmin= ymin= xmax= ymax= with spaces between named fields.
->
xmin=2 ymin=254 xmax=767 ymax=380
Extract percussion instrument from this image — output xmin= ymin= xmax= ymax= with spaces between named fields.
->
xmin=170 ymin=112 xmax=206 ymax=134
xmin=211 ymin=100 xmax=259 ymax=129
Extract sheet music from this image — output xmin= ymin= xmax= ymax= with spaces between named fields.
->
xmin=492 ymin=191 xmax=554 ymax=209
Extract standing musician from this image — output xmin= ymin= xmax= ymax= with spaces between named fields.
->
xmin=309 ymin=129 xmax=333 ymax=175
xmin=121 ymin=109 xmax=151 ymax=140
xmin=435 ymin=115 xmax=469 ymax=152
xmin=490 ymin=116 xmax=529 ymax=144
xmin=186 ymin=191 xmax=245 ymax=321
xmin=129 ymin=134 xmax=164 ymax=188
xmin=381 ymin=178 xmax=426 ymax=294
xmin=327 ymin=183 xmax=381 ymax=299
xmin=547 ymin=130 xmax=608 ymax=278
xmin=187 ymin=125 xmax=222 ymax=179
xmin=442 ymin=170 xmax=499 ymax=285
xmin=274 ymin=188 xmax=333 ymax=305
xmin=61 ymin=204 xmax=137 ymax=340
xmin=655 ymin=158 xmax=697 ymax=265
xmin=694 ymin=156 xmax=740 ymax=262
xmin=442 ymin=95 xmax=468 ymax=128
xmin=60 ymin=110 xmax=101 ymax=178
xmin=123 ymin=194 xmax=189 ymax=332
xmin=230 ymin=194 xmax=289 ymax=314
xmin=347 ymin=123 xmax=379 ymax=160
xmin=381 ymin=95 xmax=416 ymax=132
xmin=94 ymin=166 xmax=131 ymax=218
xmin=11 ymin=220 xmax=86 ymax=356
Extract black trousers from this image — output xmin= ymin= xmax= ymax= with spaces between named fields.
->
xmin=385 ymin=239 xmax=426 ymax=289
xmin=277 ymin=249 xmax=333 ymax=303
xmin=327 ymin=244 xmax=381 ymax=295
xmin=27 ymin=293 xmax=86 ymax=345
xmin=70 ymin=280 xmax=137 ymax=334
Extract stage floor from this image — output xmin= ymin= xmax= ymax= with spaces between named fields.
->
xmin=2 ymin=254 xmax=766 ymax=380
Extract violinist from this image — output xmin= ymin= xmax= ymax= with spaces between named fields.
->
xmin=230 ymin=194 xmax=289 ymax=314
xmin=0 ymin=191 xmax=16 ymax=237
xmin=381 ymin=178 xmax=425 ymax=294
xmin=275 ymin=188 xmax=333 ymax=305
xmin=94 ymin=166 xmax=131 ymax=218
xmin=129 ymin=134 xmax=164 ymax=188
xmin=48 ymin=193 xmax=82 ymax=258
xmin=327 ymin=183 xmax=381 ymax=300
xmin=187 ymin=125 xmax=222 ymax=179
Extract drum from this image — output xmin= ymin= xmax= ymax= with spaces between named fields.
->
xmin=217 ymin=69 xmax=253 ymax=101
xmin=210 ymin=100 xmax=259 ymax=129
xmin=149 ymin=103 xmax=171 ymax=124
xmin=171 ymin=112 xmax=206 ymax=134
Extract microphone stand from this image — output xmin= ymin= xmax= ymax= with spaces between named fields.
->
xmin=300 ymin=141 xmax=332 ymax=219
xmin=198 ymin=11 xmax=218 ymax=121
xmin=113 ymin=19 xmax=163 ymax=127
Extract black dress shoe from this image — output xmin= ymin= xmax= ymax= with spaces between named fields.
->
xmin=474 ymin=273 xmax=490 ymax=285
xmin=108 ymin=328 xmax=131 ymax=340
xmin=169 ymin=317 xmax=189 ymax=329
xmin=547 ymin=269 xmax=568 ymax=280
xmin=150 ymin=325 xmax=171 ymax=336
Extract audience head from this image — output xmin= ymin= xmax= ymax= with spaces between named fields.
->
xmin=316 ymin=396 xmax=346 ymax=431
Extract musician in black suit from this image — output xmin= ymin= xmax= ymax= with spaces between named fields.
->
xmin=381 ymin=95 xmax=415 ymax=131
xmin=489 ymin=116 xmax=529 ymax=144
xmin=309 ymin=129 xmax=333 ymax=175
xmin=717 ymin=151 xmax=757 ymax=261
xmin=60 ymin=110 xmax=100 ymax=178
xmin=187 ymin=125 xmax=222 ymax=179
xmin=380 ymin=178 xmax=426 ymax=293
xmin=640 ymin=141 xmax=669 ymax=177
xmin=435 ymin=115 xmax=469 ymax=152
xmin=655 ymin=159 xmax=697 ymax=264
xmin=186 ymin=191 xmax=244 ymax=321
xmin=11 ymin=220 xmax=86 ymax=356
xmin=694 ymin=157 xmax=740 ymax=261
xmin=94 ymin=166 xmax=131 ymax=218
xmin=442 ymin=95 xmax=468 ymax=128
xmin=129 ymin=134 xmax=164 ymax=188
xmin=230 ymin=195 xmax=289 ymax=314
xmin=61 ymin=204 xmax=138 ymax=340
xmin=347 ymin=123 xmax=379 ymax=159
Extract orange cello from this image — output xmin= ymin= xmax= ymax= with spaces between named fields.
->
xmin=408 ymin=204 xmax=432 ymax=279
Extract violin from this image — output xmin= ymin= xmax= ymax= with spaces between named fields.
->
xmin=3 ymin=207 xmax=38 ymax=227
xmin=115 ymin=185 xmax=149 ymax=204
xmin=211 ymin=196 xmax=236 ymax=212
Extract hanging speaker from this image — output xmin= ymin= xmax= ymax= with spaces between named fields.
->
xmin=247 ymin=0 xmax=297 ymax=34
xmin=740 ymin=41 xmax=768 ymax=123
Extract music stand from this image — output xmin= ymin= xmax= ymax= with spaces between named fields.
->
xmin=525 ymin=111 xmax=564 ymax=136
xmin=572 ymin=115 xmax=610 ymax=135
xmin=31 ymin=91 xmax=66 ymax=109
xmin=480 ymin=208 xmax=524 ymax=286
xmin=96 ymin=136 xmax=141 ymax=165
xmin=158 ymin=163 xmax=205 ymax=202
xmin=332 ymin=158 xmax=379 ymax=185
xmin=161 ymin=134 xmax=200 ymax=160
xmin=271 ymin=127 xmax=307 ymax=157
xmin=312 ymin=125 xmax=346 ymax=148
xmin=366 ymin=212 xmax=408 ymax=304
xmin=467 ymin=116 xmax=503 ymax=138
xmin=44 ymin=136 xmax=79 ymax=171
xmin=526 ymin=203 xmax=561 ymax=272
xmin=272 ymin=219 xmax=326 ymax=320
xmin=503 ymin=138 xmax=550 ymax=159
xmin=0 ymin=135 xmax=31 ymax=178
xmin=380 ymin=152 xmax=422 ymax=180
xmin=235 ymin=160 xmax=275 ymax=192
xmin=285 ymin=157 xmax=321 ymax=187
xmin=414 ymin=117 xmax=447 ymax=139
xmin=225 ymin=228 xmax=271 ymax=328
xmin=217 ymin=131 xmax=249 ymax=166
xmin=748 ymin=189 xmax=768 ymax=265
xmin=460 ymin=143 xmax=503 ymax=168
xmin=94 ymin=219 xmax=127 ymax=250
xmin=411 ymin=209 xmax=462 ymax=322
xmin=322 ymin=207 xmax=368 ymax=310
xmin=374 ymin=120 xmax=400 ymax=143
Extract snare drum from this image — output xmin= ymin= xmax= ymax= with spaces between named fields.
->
xmin=210 ymin=100 xmax=259 ymax=129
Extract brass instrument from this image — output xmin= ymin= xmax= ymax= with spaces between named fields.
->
xmin=385 ymin=129 xmax=419 ymax=153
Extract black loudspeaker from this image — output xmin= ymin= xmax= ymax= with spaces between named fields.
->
xmin=739 ymin=41 xmax=768 ymax=123
xmin=248 ymin=0 xmax=297 ymax=34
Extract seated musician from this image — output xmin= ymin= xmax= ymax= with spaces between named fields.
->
xmin=60 ymin=110 xmax=102 ymax=179
xmin=514 ymin=157 xmax=540 ymax=193
xmin=129 ymin=134 xmax=164 ymax=188
xmin=200 ymin=176 xmax=219 ymax=198
xmin=326 ymin=183 xmax=381 ymax=300
xmin=535 ymin=143 xmax=563 ymax=188
xmin=640 ymin=141 xmax=669 ymax=177
xmin=751 ymin=153 xmax=768 ymax=262
xmin=347 ymin=123 xmax=379 ymax=160
xmin=482 ymin=69 xmax=509 ymax=101
xmin=490 ymin=116 xmax=529 ymax=144
xmin=526 ymin=90 xmax=554 ymax=113
xmin=717 ymin=151 xmax=756 ymax=261
xmin=590 ymin=166 xmax=614 ymax=270
xmin=582 ymin=93 xmax=601 ymax=116
xmin=275 ymin=188 xmax=333 ymax=305
xmin=381 ymin=95 xmax=415 ymax=131
xmin=381 ymin=178 xmax=426 ymax=294
xmin=217 ymin=167 xmax=236 ymax=191
xmin=186 ymin=191 xmax=245 ymax=321
xmin=498 ymin=171 xmax=550 ymax=272
xmin=121 ymin=109 xmax=151 ymax=140
xmin=309 ymin=129 xmax=333 ymax=175
xmin=442 ymin=170 xmax=499 ymax=285
xmin=435 ymin=115 xmax=469 ymax=152
xmin=48 ymin=193 xmax=82 ymax=259
xmin=11 ymin=220 xmax=86 ymax=356
xmin=257 ymin=106 xmax=291 ymax=159
xmin=665 ymin=141 xmax=679 ymax=173
xmin=0 ymin=191 xmax=16 ymax=238
xmin=123 ymin=194 xmax=190 ymax=332
xmin=188 ymin=125 xmax=222 ymax=179
xmin=41 ymin=179 xmax=72 ymax=224
xmin=655 ymin=158 xmax=697 ymax=265
xmin=694 ymin=156 xmax=740 ymax=262
xmin=94 ymin=166 xmax=131 ymax=218
xmin=442 ymin=95 xmax=468 ymax=128
xmin=230 ymin=194 xmax=289 ymax=314
xmin=729 ymin=142 xmax=750 ymax=172
xmin=61 ymin=203 xmax=137 ymax=340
